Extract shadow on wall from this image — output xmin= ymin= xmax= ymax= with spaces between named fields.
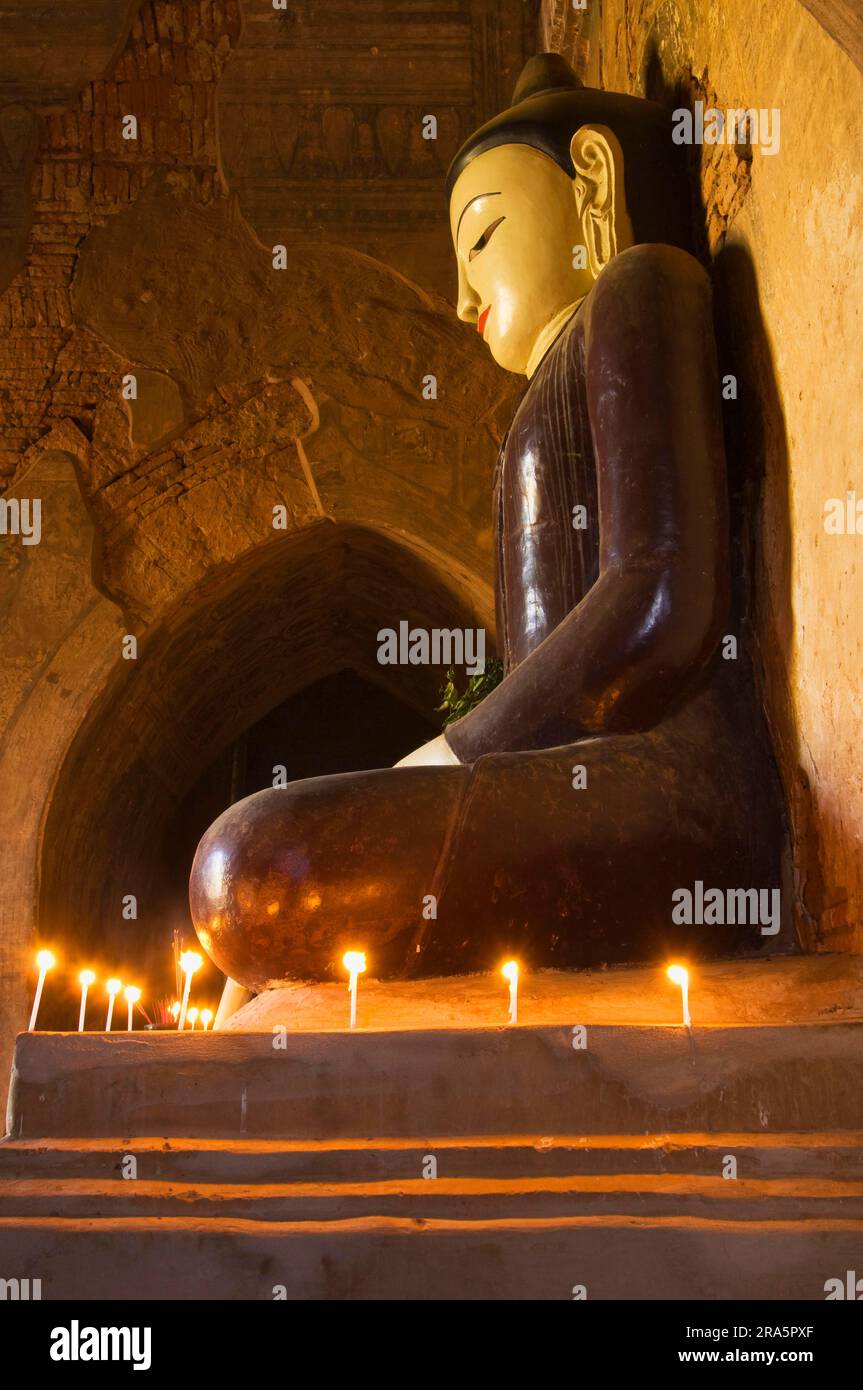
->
xmin=641 ymin=48 xmax=820 ymax=949
xmin=713 ymin=242 xmax=828 ymax=954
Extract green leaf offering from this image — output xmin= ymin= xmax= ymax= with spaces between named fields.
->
xmin=436 ymin=657 xmax=504 ymax=728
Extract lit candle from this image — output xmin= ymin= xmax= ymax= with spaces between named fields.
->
xmin=501 ymin=960 xmax=519 ymax=1024
xmin=188 ymin=1006 xmax=199 ymax=1030
xmin=200 ymin=1009 xmax=213 ymax=1031
xmin=124 ymin=985 xmax=141 ymax=1031
xmin=77 ymin=969 xmax=96 ymax=1032
xmin=177 ymin=951 xmax=202 ymax=1030
xmin=170 ymin=1000 xmax=180 ymax=1024
xmin=666 ymin=964 xmax=691 ymax=1028
xmin=342 ymin=951 xmax=366 ymax=1029
xmin=28 ymin=949 xmax=55 ymax=1032
xmin=105 ymin=978 xmax=122 ymax=1031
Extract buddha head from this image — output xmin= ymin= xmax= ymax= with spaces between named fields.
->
xmin=447 ymin=54 xmax=692 ymax=375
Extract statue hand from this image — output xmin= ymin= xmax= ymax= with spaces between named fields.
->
xmin=394 ymin=733 xmax=461 ymax=768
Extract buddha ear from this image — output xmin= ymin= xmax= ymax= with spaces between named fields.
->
xmin=569 ymin=124 xmax=633 ymax=278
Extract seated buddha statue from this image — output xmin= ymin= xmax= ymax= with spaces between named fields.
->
xmin=191 ymin=55 xmax=788 ymax=1024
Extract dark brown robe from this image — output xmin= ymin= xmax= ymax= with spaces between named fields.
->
xmin=190 ymin=244 xmax=789 ymax=989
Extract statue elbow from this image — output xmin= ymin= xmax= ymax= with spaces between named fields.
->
xmin=623 ymin=564 xmax=728 ymax=723
xmin=579 ymin=564 xmax=727 ymax=736
xmin=663 ymin=561 xmax=730 ymax=680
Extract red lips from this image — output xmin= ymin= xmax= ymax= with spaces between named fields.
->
xmin=477 ymin=305 xmax=491 ymax=336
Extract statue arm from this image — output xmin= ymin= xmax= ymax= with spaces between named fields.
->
xmin=446 ymin=243 xmax=730 ymax=761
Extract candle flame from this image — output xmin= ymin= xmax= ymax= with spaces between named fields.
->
xmin=200 ymin=1009 xmax=213 ymax=1029
xmin=106 ymin=978 xmax=122 ymax=996
xmin=188 ymin=1007 xmax=199 ymax=1026
xmin=501 ymin=960 xmax=519 ymax=983
xmin=79 ymin=969 xmax=96 ymax=987
xmin=342 ymin=951 xmax=366 ymax=976
xmin=179 ymin=951 xmax=202 ymax=975
xmin=124 ymin=985 xmax=141 ymax=1004
xmin=36 ymin=949 xmax=55 ymax=972
xmin=666 ymin=964 xmax=688 ymax=988
xmin=170 ymin=1000 xmax=181 ymax=1019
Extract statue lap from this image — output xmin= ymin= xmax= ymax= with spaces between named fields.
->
xmin=190 ymin=675 xmax=785 ymax=991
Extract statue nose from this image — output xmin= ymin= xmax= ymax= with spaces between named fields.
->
xmin=456 ymin=261 xmax=480 ymax=324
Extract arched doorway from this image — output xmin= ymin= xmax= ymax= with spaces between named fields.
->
xmin=36 ymin=520 xmax=492 ymax=1022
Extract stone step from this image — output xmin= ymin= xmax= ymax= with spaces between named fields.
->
xmin=1 ymin=1132 xmax=862 ymax=1182
xmin=1 ymin=1213 xmax=860 ymax=1300
xmin=5 ymin=1023 xmax=859 ymax=1302
xmin=2 ymin=1173 xmax=863 ymax=1222
xmin=8 ymin=1023 xmax=863 ymax=1139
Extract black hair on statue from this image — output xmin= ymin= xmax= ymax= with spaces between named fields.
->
xmin=446 ymin=53 xmax=693 ymax=252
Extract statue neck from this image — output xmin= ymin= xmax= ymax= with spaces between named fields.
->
xmin=525 ymin=297 xmax=586 ymax=379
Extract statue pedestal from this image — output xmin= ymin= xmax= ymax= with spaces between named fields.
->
xmin=1 ymin=956 xmax=862 ymax=1299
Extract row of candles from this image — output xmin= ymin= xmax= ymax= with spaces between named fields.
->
xmin=27 ymin=949 xmax=214 ymax=1033
xmin=320 ymin=956 xmax=692 ymax=1029
xmin=28 ymin=947 xmax=694 ymax=1033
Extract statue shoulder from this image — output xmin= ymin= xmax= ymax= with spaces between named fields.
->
xmin=585 ymin=243 xmax=713 ymax=344
xmin=593 ymin=242 xmax=710 ymax=304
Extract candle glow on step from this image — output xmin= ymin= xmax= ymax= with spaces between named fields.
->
xmin=501 ymin=959 xmax=519 ymax=1024
xmin=188 ymin=1006 xmax=199 ymax=1030
xmin=342 ymin=951 xmax=366 ymax=1029
xmin=200 ymin=1009 xmax=213 ymax=1031
xmin=177 ymin=951 xmax=202 ymax=1030
xmin=124 ymin=985 xmax=141 ymax=1032
xmin=77 ymin=969 xmax=95 ymax=1032
xmin=28 ymin=949 xmax=55 ymax=1033
xmin=666 ymin=963 xmax=691 ymax=1028
xmin=104 ymin=978 xmax=122 ymax=1031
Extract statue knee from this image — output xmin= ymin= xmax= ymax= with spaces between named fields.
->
xmin=189 ymin=769 xmax=461 ymax=989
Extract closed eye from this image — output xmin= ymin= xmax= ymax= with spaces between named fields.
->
xmin=468 ymin=215 xmax=506 ymax=261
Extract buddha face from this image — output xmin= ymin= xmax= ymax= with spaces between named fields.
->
xmin=449 ymin=131 xmax=633 ymax=374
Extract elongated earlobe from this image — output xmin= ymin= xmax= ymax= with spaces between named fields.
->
xmin=570 ymin=125 xmax=633 ymax=278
